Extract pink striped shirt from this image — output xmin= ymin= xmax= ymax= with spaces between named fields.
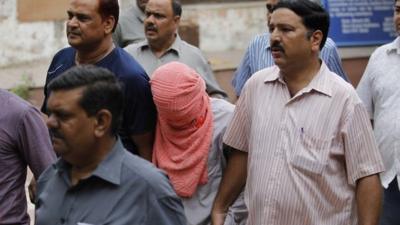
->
xmin=224 ymin=63 xmax=384 ymax=225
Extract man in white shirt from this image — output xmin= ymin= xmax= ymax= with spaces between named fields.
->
xmin=356 ymin=1 xmax=400 ymax=224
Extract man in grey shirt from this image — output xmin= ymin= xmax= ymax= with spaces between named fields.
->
xmin=112 ymin=0 xmax=148 ymax=47
xmin=125 ymin=0 xmax=227 ymax=98
xmin=0 ymin=89 xmax=55 ymax=225
xmin=35 ymin=66 xmax=186 ymax=225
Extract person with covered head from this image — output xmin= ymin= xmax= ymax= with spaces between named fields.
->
xmin=150 ymin=62 xmax=246 ymax=225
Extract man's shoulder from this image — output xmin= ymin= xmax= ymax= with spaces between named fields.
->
xmin=48 ymin=47 xmax=75 ymax=76
xmin=103 ymin=47 xmax=149 ymax=81
xmin=247 ymin=33 xmax=269 ymax=49
xmin=37 ymin=162 xmax=58 ymax=184
xmin=322 ymin=37 xmax=337 ymax=50
xmin=211 ymin=98 xmax=235 ymax=116
xmin=0 ymin=89 xmax=38 ymax=119
xmin=250 ymin=66 xmax=277 ymax=82
xmin=250 ymin=33 xmax=269 ymax=44
xmin=119 ymin=6 xmax=137 ymax=23
xmin=120 ymin=152 xmax=176 ymax=197
xmin=52 ymin=47 xmax=75 ymax=62
xmin=324 ymin=68 xmax=360 ymax=102
xmin=179 ymin=40 xmax=206 ymax=58
xmin=370 ymin=39 xmax=398 ymax=59
xmin=124 ymin=41 xmax=147 ymax=57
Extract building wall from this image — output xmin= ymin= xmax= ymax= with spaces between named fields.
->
xmin=0 ymin=0 xmax=67 ymax=67
xmin=0 ymin=0 xmax=265 ymax=68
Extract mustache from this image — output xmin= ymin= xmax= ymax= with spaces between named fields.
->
xmin=67 ymin=27 xmax=81 ymax=36
xmin=49 ymin=128 xmax=64 ymax=140
xmin=145 ymin=24 xmax=157 ymax=32
xmin=270 ymin=41 xmax=285 ymax=52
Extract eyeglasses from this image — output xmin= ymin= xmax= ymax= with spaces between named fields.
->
xmin=266 ymin=3 xmax=275 ymax=13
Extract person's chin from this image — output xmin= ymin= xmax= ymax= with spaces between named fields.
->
xmin=67 ymin=37 xmax=82 ymax=47
xmin=52 ymin=138 xmax=65 ymax=152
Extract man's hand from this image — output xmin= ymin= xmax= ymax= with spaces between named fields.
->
xmin=211 ymin=211 xmax=227 ymax=225
xmin=28 ymin=177 xmax=37 ymax=204
xmin=356 ymin=174 xmax=382 ymax=225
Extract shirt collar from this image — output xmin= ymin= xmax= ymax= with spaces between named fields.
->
xmin=386 ymin=36 xmax=400 ymax=55
xmin=263 ymin=62 xmax=333 ymax=97
xmin=138 ymin=34 xmax=181 ymax=56
xmin=54 ymin=138 xmax=125 ymax=186
xmin=303 ymin=62 xmax=333 ymax=97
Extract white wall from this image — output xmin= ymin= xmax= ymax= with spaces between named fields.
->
xmin=0 ymin=0 xmax=67 ymax=68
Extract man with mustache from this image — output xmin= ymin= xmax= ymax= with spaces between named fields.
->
xmin=125 ymin=0 xmax=227 ymax=98
xmin=42 ymin=0 xmax=157 ymax=160
xmin=35 ymin=65 xmax=186 ymax=225
xmin=112 ymin=0 xmax=148 ymax=47
xmin=232 ymin=0 xmax=348 ymax=98
xmin=0 ymin=89 xmax=55 ymax=225
xmin=211 ymin=1 xmax=384 ymax=225
xmin=357 ymin=0 xmax=400 ymax=224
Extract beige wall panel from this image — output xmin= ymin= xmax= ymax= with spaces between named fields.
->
xmin=18 ymin=0 xmax=68 ymax=22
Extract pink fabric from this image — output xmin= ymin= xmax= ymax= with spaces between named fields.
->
xmin=150 ymin=62 xmax=213 ymax=197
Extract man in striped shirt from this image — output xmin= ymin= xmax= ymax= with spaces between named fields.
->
xmin=211 ymin=1 xmax=384 ymax=225
xmin=232 ymin=0 xmax=348 ymax=97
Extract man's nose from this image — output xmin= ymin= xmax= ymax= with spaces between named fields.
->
xmin=67 ymin=16 xmax=78 ymax=27
xmin=46 ymin=114 xmax=59 ymax=129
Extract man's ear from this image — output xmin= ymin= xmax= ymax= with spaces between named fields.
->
xmin=93 ymin=109 xmax=112 ymax=138
xmin=103 ymin=15 xmax=116 ymax=35
xmin=310 ymin=30 xmax=323 ymax=52
xmin=174 ymin=15 xmax=181 ymax=25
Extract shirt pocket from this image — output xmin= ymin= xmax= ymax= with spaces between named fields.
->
xmin=290 ymin=131 xmax=332 ymax=175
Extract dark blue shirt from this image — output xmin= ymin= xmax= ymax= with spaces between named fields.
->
xmin=43 ymin=47 xmax=157 ymax=154
xmin=35 ymin=139 xmax=186 ymax=225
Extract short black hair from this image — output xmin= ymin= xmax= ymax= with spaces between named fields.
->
xmin=47 ymin=65 xmax=124 ymax=135
xmin=172 ymin=0 xmax=182 ymax=17
xmin=98 ymin=0 xmax=119 ymax=32
xmin=274 ymin=0 xmax=330 ymax=49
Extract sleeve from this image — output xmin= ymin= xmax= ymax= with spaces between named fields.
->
xmin=342 ymin=102 xmax=384 ymax=185
xmin=17 ymin=106 xmax=56 ymax=179
xmin=121 ymin=69 xmax=157 ymax=135
xmin=232 ymin=45 xmax=252 ymax=96
xmin=356 ymin=58 xmax=375 ymax=119
xmin=223 ymin=81 xmax=252 ymax=152
xmin=41 ymin=55 xmax=59 ymax=114
xmin=146 ymin=196 xmax=187 ymax=225
xmin=321 ymin=39 xmax=349 ymax=82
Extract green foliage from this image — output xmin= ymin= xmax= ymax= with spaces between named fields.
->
xmin=10 ymin=75 xmax=33 ymax=100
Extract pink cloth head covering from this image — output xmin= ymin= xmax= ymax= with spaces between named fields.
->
xmin=150 ymin=62 xmax=213 ymax=197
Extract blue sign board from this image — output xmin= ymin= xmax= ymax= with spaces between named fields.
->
xmin=322 ymin=0 xmax=396 ymax=46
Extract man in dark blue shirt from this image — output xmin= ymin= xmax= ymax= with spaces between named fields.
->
xmin=42 ymin=0 xmax=156 ymax=160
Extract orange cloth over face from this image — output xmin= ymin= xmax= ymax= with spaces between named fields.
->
xmin=150 ymin=62 xmax=213 ymax=198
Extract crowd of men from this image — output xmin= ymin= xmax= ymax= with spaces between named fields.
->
xmin=0 ymin=0 xmax=399 ymax=224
